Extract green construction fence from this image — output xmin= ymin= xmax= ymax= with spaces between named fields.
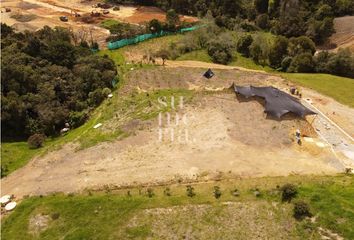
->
xmin=107 ymin=26 xmax=200 ymax=50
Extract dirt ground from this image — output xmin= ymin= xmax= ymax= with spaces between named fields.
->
xmin=0 ymin=0 xmax=198 ymax=48
xmin=325 ymin=16 xmax=354 ymax=52
xmin=2 ymin=66 xmax=346 ymax=198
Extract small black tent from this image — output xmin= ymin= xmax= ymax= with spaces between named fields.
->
xmin=203 ymin=68 xmax=214 ymax=79
xmin=234 ymin=85 xmax=316 ymax=118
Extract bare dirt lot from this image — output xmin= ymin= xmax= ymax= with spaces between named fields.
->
xmin=1 ymin=0 xmax=198 ymax=48
xmin=327 ymin=16 xmax=354 ymax=51
xmin=2 ymin=66 xmax=346 ymax=198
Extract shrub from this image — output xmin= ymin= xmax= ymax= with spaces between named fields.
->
xmin=51 ymin=212 xmax=60 ymax=220
xmin=207 ymin=38 xmax=233 ymax=64
xmin=281 ymin=56 xmax=292 ymax=71
xmin=288 ymin=36 xmax=316 ymax=56
xmin=307 ymin=17 xmax=335 ymax=44
xmin=69 ymin=111 xmax=88 ymax=128
xmin=147 ymin=188 xmax=154 ymax=198
xmin=27 ymin=133 xmax=46 ymax=149
xmin=240 ymin=22 xmax=259 ymax=32
xmin=249 ymin=35 xmax=270 ymax=65
xmin=154 ymin=49 xmax=170 ymax=65
xmin=269 ymin=36 xmax=289 ymax=68
xmin=186 ymin=185 xmax=195 ymax=197
xmin=88 ymin=88 xmax=105 ymax=106
xmin=231 ymin=188 xmax=240 ymax=197
xmin=293 ymin=201 xmax=312 ymax=220
xmin=1 ymin=165 xmax=9 ymax=178
xmin=288 ymin=53 xmax=315 ymax=73
xmin=254 ymin=189 xmax=262 ymax=197
xmin=213 ymin=186 xmax=222 ymax=199
xmin=281 ymin=184 xmax=298 ymax=202
xmin=326 ymin=48 xmax=354 ymax=78
xmin=237 ymin=35 xmax=253 ymax=57
xmin=148 ymin=19 xmax=163 ymax=33
xmin=163 ymin=187 xmax=171 ymax=196
xmin=256 ymin=14 xmax=270 ymax=29
xmin=102 ymin=87 xmax=112 ymax=97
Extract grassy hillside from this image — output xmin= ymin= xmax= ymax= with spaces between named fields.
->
xmin=281 ymin=73 xmax=354 ymax=107
xmin=2 ymin=175 xmax=353 ymax=239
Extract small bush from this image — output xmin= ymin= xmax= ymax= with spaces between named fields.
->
xmin=27 ymin=133 xmax=46 ymax=149
xmin=207 ymin=37 xmax=233 ymax=64
xmin=288 ymin=53 xmax=315 ymax=73
xmin=281 ymin=184 xmax=298 ymax=202
xmin=293 ymin=201 xmax=312 ymax=220
xmin=147 ymin=188 xmax=154 ymax=198
xmin=51 ymin=212 xmax=60 ymax=220
xmin=231 ymin=188 xmax=240 ymax=197
xmin=237 ymin=35 xmax=253 ymax=57
xmin=255 ymin=14 xmax=270 ymax=29
xmin=1 ymin=165 xmax=9 ymax=178
xmin=163 ymin=187 xmax=171 ymax=196
xmin=186 ymin=185 xmax=195 ymax=197
xmin=213 ymin=186 xmax=222 ymax=199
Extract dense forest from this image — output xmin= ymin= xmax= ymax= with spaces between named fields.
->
xmin=1 ymin=24 xmax=117 ymax=139
xmin=110 ymin=0 xmax=353 ymax=44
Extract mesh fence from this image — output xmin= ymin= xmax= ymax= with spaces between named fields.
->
xmin=107 ymin=26 xmax=199 ymax=50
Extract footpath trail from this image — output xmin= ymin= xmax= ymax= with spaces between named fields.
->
xmin=165 ymin=60 xmax=266 ymax=73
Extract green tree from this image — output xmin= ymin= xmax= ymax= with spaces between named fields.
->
xmin=237 ymin=35 xmax=253 ymax=57
xmin=207 ymin=37 xmax=233 ymax=64
xmin=326 ymin=48 xmax=354 ymax=78
xmin=288 ymin=53 xmax=315 ymax=73
xmin=269 ymin=36 xmax=289 ymax=68
xmin=148 ymin=19 xmax=163 ymax=33
xmin=166 ymin=9 xmax=180 ymax=29
xmin=288 ymin=36 xmax=316 ymax=56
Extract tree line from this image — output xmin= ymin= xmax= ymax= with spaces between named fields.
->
xmin=1 ymin=24 xmax=117 ymax=139
xmin=161 ymin=19 xmax=354 ymax=78
xmin=110 ymin=0 xmax=353 ymax=44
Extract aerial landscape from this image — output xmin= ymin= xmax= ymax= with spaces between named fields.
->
xmin=0 ymin=0 xmax=353 ymax=239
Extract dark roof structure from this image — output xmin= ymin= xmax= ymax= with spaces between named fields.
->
xmin=203 ymin=68 xmax=215 ymax=79
xmin=234 ymin=85 xmax=316 ymax=118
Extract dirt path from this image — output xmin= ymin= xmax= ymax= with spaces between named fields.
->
xmin=165 ymin=60 xmax=266 ymax=73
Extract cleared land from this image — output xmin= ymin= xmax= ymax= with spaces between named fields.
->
xmin=0 ymin=0 xmax=197 ymax=48
xmin=2 ymin=64 xmax=348 ymax=198
xmin=1 ymin=175 xmax=353 ymax=239
xmin=328 ymin=16 xmax=354 ymax=51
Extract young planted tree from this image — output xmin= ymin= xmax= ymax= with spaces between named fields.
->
xmin=186 ymin=185 xmax=196 ymax=197
xmin=213 ymin=186 xmax=222 ymax=199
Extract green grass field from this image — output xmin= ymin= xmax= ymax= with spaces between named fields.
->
xmin=281 ymin=73 xmax=354 ymax=107
xmin=2 ymin=175 xmax=353 ymax=239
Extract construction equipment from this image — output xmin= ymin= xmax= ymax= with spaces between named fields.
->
xmin=59 ymin=16 xmax=68 ymax=22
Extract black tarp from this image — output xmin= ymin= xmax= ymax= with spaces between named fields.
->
xmin=234 ymin=85 xmax=316 ymax=118
xmin=203 ymin=68 xmax=215 ymax=79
